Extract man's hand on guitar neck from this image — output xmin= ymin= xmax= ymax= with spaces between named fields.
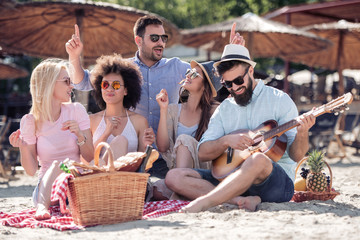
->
xmin=296 ymin=109 xmax=316 ymax=137
xmin=290 ymin=110 xmax=316 ymax=162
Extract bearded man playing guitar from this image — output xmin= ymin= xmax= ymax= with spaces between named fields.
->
xmin=165 ymin=43 xmax=316 ymax=212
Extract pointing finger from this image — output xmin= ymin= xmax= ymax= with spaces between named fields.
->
xmin=75 ymin=24 xmax=80 ymax=38
xmin=230 ymin=22 xmax=236 ymax=43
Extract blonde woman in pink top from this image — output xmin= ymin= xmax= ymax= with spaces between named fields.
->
xmin=9 ymin=59 xmax=94 ymax=220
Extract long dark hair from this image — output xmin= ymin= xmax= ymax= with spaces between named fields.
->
xmin=179 ymin=77 xmax=219 ymax=141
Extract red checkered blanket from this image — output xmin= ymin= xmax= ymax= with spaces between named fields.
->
xmin=1 ymin=173 xmax=189 ymax=231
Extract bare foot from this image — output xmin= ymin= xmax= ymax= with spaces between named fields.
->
xmin=234 ymin=196 xmax=261 ymax=211
xmin=34 ymin=204 xmax=51 ymax=220
xmin=179 ymin=196 xmax=210 ymax=213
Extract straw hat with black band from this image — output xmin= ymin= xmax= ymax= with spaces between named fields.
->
xmin=213 ymin=44 xmax=257 ymax=68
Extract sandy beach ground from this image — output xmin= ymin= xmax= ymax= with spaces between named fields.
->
xmin=1 ymin=146 xmax=360 ymax=240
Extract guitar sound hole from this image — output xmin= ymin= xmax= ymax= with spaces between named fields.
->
xmin=252 ymin=134 xmax=264 ymax=147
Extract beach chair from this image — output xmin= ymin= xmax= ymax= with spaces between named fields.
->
xmin=308 ymin=113 xmax=339 ymax=153
xmin=0 ymin=118 xmax=21 ymax=178
xmin=0 ymin=118 xmax=11 ymax=178
xmin=335 ymin=113 xmax=360 ymax=156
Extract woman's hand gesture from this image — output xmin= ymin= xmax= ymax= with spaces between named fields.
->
xmin=156 ymin=89 xmax=169 ymax=110
xmin=9 ymin=129 xmax=27 ymax=148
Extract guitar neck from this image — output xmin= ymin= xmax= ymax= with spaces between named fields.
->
xmin=263 ymin=98 xmax=346 ymax=141
xmin=263 ymin=119 xmax=299 ymax=140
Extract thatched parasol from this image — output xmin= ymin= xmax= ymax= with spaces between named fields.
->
xmin=0 ymin=1 xmax=180 ymax=64
xmin=264 ymin=0 xmax=360 ymax=27
xmin=284 ymin=20 xmax=360 ymax=95
xmin=181 ymin=13 xmax=331 ymax=59
xmin=0 ymin=61 xmax=28 ymax=80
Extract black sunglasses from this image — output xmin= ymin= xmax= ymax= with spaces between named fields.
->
xmin=145 ymin=34 xmax=169 ymax=43
xmin=221 ymin=67 xmax=249 ymax=88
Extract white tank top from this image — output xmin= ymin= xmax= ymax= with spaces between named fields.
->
xmin=93 ymin=111 xmax=138 ymax=152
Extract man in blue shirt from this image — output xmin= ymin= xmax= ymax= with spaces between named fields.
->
xmin=165 ymin=44 xmax=316 ymax=211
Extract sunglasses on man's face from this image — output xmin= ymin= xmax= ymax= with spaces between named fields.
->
xmin=101 ymin=80 xmax=124 ymax=90
xmin=145 ymin=34 xmax=169 ymax=43
xmin=185 ymin=69 xmax=202 ymax=80
xmin=221 ymin=67 xmax=250 ymax=88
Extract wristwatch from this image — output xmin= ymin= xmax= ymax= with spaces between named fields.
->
xmin=77 ymin=135 xmax=87 ymax=146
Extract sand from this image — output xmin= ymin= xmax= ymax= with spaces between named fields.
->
xmin=1 ymin=146 xmax=360 ymax=240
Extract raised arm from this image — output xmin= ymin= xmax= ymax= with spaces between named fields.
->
xmin=65 ymin=24 xmax=85 ymax=84
xmin=155 ymin=89 xmax=170 ymax=152
xmin=229 ymin=22 xmax=246 ymax=46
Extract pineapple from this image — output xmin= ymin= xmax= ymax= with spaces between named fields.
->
xmin=306 ymin=150 xmax=327 ymax=192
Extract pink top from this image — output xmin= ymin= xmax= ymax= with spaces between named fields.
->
xmin=20 ymin=103 xmax=90 ymax=178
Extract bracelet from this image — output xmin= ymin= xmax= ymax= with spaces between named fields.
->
xmin=77 ymin=135 xmax=87 ymax=146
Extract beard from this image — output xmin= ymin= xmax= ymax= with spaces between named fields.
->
xmin=229 ymin=79 xmax=253 ymax=106
xmin=141 ymin=43 xmax=163 ymax=62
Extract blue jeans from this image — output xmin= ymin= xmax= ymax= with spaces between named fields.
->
xmin=195 ymin=161 xmax=294 ymax=203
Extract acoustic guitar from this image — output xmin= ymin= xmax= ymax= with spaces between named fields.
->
xmin=211 ymin=93 xmax=353 ymax=180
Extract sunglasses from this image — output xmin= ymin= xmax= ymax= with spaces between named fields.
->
xmin=144 ymin=34 xmax=169 ymax=43
xmin=57 ymin=77 xmax=71 ymax=86
xmin=221 ymin=67 xmax=249 ymax=88
xmin=101 ymin=80 xmax=124 ymax=90
xmin=185 ymin=69 xmax=202 ymax=80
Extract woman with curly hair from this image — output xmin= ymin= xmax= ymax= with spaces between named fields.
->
xmin=90 ymin=53 xmax=154 ymax=160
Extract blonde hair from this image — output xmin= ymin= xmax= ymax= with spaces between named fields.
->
xmin=29 ymin=58 xmax=69 ymax=126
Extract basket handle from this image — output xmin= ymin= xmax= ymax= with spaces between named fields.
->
xmin=94 ymin=142 xmax=115 ymax=172
xmin=295 ymin=156 xmax=333 ymax=189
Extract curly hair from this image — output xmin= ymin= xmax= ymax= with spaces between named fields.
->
xmin=90 ymin=54 xmax=143 ymax=110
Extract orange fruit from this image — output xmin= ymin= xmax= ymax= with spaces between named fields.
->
xmin=294 ymin=178 xmax=307 ymax=191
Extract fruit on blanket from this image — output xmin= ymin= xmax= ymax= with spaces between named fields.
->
xmin=306 ymin=150 xmax=327 ymax=192
xmin=294 ymin=178 xmax=307 ymax=191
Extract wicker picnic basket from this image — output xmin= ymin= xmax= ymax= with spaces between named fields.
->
xmin=67 ymin=142 xmax=149 ymax=226
xmin=292 ymin=157 xmax=339 ymax=202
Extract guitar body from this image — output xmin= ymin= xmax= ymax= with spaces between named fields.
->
xmin=211 ymin=120 xmax=287 ymax=180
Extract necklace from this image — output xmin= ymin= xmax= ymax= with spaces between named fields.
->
xmin=105 ymin=109 xmax=127 ymax=118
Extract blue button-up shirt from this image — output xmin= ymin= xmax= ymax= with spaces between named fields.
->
xmin=198 ymin=80 xmax=299 ymax=181
xmin=74 ymin=52 xmax=190 ymax=134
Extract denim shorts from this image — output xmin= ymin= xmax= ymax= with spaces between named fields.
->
xmin=195 ymin=161 xmax=294 ymax=203
xmin=147 ymin=157 xmax=169 ymax=179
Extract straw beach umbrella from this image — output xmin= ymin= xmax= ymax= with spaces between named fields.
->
xmin=0 ymin=1 xmax=180 ymax=65
xmin=181 ymin=13 xmax=330 ymax=59
xmin=284 ymin=20 xmax=360 ymax=95
xmin=0 ymin=61 xmax=28 ymax=80
xmin=181 ymin=13 xmax=331 ymax=92
xmin=264 ymin=0 xmax=360 ymax=27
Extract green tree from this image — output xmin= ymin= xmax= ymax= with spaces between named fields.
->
xmin=109 ymin=0 xmax=314 ymax=29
